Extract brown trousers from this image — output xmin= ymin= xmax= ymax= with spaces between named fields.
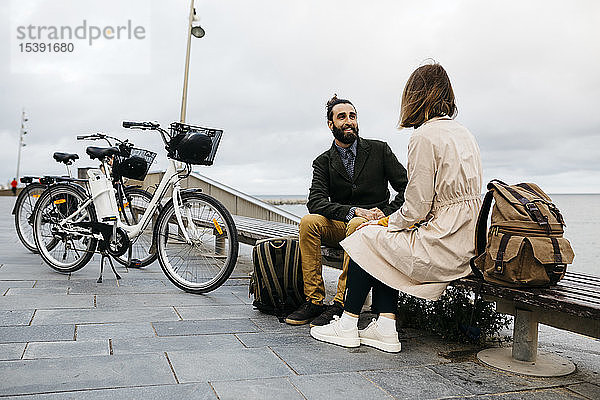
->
xmin=298 ymin=214 xmax=367 ymax=305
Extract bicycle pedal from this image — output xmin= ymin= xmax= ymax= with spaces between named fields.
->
xmin=129 ymin=259 xmax=143 ymax=268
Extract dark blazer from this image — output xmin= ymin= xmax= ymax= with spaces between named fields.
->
xmin=307 ymin=137 xmax=408 ymax=221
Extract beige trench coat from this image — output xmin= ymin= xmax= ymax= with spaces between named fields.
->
xmin=340 ymin=117 xmax=483 ymax=300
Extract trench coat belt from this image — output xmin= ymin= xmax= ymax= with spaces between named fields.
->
xmin=431 ymin=194 xmax=481 ymax=211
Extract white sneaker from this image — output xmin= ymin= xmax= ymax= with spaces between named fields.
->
xmin=359 ymin=319 xmax=401 ymax=353
xmin=310 ymin=315 xmax=360 ymax=348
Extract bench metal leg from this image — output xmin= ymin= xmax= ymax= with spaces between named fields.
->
xmin=477 ymin=307 xmax=576 ymax=377
xmin=513 ymin=308 xmax=538 ymax=362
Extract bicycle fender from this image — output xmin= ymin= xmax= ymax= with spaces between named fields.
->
xmin=181 ymin=188 xmax=203 ymax=194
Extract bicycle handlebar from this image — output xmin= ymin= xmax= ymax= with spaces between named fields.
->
xmin=77 ymin=133 xmax=133 ymax=153
xmin=77 ymin=134 xmax=106 ymax=141
xmin=123 ymin=121 xmax=160 ymax=130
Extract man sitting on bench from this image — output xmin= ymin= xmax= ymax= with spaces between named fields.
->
xmin=285 ymin=95 xmax=408 ymax=327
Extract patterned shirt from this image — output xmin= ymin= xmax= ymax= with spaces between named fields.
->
xmin=334 ymin=140 xmax=358 ymax=221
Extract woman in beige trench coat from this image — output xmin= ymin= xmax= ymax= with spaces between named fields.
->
xmin=311 ymin=63 xmax=483 ymax=353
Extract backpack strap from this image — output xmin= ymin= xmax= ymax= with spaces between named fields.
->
xmin=255 ymin=244 xmax=277 ymax=309
xmin=494 ymin=233 xmax=511 ymax=274
xmin=475 ymin=190 xmax=494 ymax=256
xmin=470 ymin=190 xmax=494 ymax=280
xmin=495 ymin=182 xmax=550 ymax=233
xmin=550 ymin=237 xmax=562 ymax=263
xmin=290 ymin=240 xmax=305 ymax=304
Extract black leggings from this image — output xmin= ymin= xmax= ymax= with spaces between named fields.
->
xmin=344 ymin=258 xmax=399 ymax=315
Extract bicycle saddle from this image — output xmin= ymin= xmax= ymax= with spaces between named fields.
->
xmin=53 ymin=152 xmax=79 ymax=165
xmin=86 ymin=146 xmax=120 ymax=160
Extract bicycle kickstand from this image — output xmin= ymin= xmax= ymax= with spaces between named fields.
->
xmin=98 ymin=251 xmax=122 ymax=285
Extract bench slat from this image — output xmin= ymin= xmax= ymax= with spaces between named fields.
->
xmin=455 ymin=277 xmax=600 ymax=321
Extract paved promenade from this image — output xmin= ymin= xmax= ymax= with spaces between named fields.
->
xmin=0 ymin=196 xmax=598 ymax=399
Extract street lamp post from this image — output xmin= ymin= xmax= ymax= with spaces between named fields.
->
xmin=15 ymin=109 xmax=28 ymax=183
xmin=180 ymin=0 xmax=205 ymax=124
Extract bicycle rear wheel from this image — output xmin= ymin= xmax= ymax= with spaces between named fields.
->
xmin=14 ymin=183 xmax=46 ymax=253
xmin=33 ymin=183 xmax=98 ymax=273
xmin=155 ymin=191 xmax=239 ymax=294
xmin=113 ymin=187 xmax=159 ymax=267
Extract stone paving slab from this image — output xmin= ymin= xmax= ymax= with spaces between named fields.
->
xmin=31 ymin=307 xmax=180 ymax=325
xmin=541 ymin=348 xmax=600 ymax=386
xmin=0 ymin=294 xmax=94 ymax=310
xmin=111 ymin=333 xmax=243 ymax=355
xmin=23 ymin=339 xmax=109 ymax=359
xmin=167 ymin=347 xmax=294 ymax=382
xmin=270 ymin=340 xmax=443 ymax=375
xmin=0 ymin=324 xmax=75 ymax=344
xmin=5 ymin=287 xmax=69 ymax=295
xmin=0 ymin=353 xmax=176 ymax=396
xmin=0 ymin=343 xmax=26 ymax=360
xmin=289 ymin=372 xmax=394 ymax=399
xmin=95 ymin=292 xmax=245 ymax=308
xmin=0 ymin=309 xmax=34 ymax=325
xmin=235 ymin=331 xmax=314 ymax=348
xmin=75 ymin=322 xmax=156 ymax=340
xmin=0 ymin=280 xmax=36 ymax=292
xmin=428 ymin=361 xmax=581 ymax=395
xmin=210 ymin=377 xmax=303 ymax=400
xmin=0 ymin=383 xmax=217 ymax=400
xmin=33 ymin=277 xmax=175 ymax=291
xmin=481 ymin=388 xmax=586 ymax=399
xmin=361 ymin=367 xmax=470 ymax=399
xmin=153 ymin=318 xmax=259 ymax=336
xmin=175 ymin=304 xmax=265 ymax=320
xmin=566 ymin=383 xmax=600 ymax=399
xmin=65 ymin=279 xmax=181 ymax=295
xmin=249 ymin=316 xmax=314 ymax=333
xmin=0 ymin=265 xmax=71 ymax=281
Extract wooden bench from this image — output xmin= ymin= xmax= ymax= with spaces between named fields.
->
xmin=233 ymin=215 xmax=600 ymax=377
xmin=233 ymin=215 xmax=343 ymax=268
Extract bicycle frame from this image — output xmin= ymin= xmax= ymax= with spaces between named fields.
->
xmin=56 ymin=158 xmax=193 ymax=244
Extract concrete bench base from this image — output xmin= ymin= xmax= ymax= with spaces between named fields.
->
xmin=477 ymin=308 xmax=576 ymax=377
xmin=478 ymin=347 xmax=575 ymax=377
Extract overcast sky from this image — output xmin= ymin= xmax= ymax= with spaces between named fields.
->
xmin=1 ymin=0 xmax=599 ymax=195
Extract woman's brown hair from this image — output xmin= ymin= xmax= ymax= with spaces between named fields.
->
xmin=399 ymin=62 xmax=457 ymax=129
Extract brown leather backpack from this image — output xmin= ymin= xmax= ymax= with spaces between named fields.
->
xmin=470 ymin=180 xmax=574 ymax=287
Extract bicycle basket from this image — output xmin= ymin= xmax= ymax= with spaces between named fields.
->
xmin=167 ymin=122 xmax=223 ymax=165
xmin=113 ymin=148 xmax=156 ymax=181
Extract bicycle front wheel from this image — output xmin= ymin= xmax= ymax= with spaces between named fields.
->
xmin=155 ymin=192 xmax=239 ymax=294
xmin=14 ymin=182 xmax=46 ymax=253
xmin=33 ymin=183 xmax=98 ymax=273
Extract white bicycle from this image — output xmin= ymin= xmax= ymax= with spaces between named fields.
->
xmin=32 ymin=121 xmax=239 ymax=294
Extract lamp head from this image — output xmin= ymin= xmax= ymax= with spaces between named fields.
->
xmin=191 ymin=25 xmax=205 ymax=38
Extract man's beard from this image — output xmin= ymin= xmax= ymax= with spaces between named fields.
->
xmin=332 ymin=124 xmax=359 ymax=144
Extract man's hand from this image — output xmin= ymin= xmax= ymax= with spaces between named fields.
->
xmin=369 ymin=207 xmax=385 ymax=219
xmin=354 ymin=207 xmax=381 ymax=221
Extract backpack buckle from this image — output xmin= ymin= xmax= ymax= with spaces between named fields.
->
xmin=494 ymin=258 xmax=504 ymax=273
